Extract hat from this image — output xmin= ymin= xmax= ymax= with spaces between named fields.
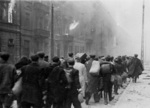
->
xmin=52 ymin=56 xmax=60 ymax=63
xmin=31 ymin=54 xmax=39 ymax=62
xmin=67 ymin=58 xmax=75 ymax=65
xmin=37 ymin=51 xmax=45 ymax=58
xmin=0 ymin=52 xmax=10 ymax=61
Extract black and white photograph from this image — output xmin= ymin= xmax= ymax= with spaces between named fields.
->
xmin=0 ymin=0 xmax=149 ymax=108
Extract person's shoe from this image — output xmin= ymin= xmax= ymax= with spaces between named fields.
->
xmin=104 ymin=100 xmax=108 ymax=105
xmin=109 ymin=96 xmax=114 ymax=101
xmin=85 ymin=98 xmax=89 ymax=105
xmin=114 ymin=92 xmax=119 ymax=95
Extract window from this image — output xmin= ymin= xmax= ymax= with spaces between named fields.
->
xmin=0 ymin=3 xmax=8 ymax=22
xmin=0 ymin=5 xmax=3 ymax=20
xmin=24 ymin=12 xmax=30 ymax=29
xmin=39 ymin=17 xmax=43 ymax=29
xmin=24 ymin=40 xmax=30 ymax=58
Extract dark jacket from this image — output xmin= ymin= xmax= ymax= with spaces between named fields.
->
xmin=128 ymin=57 xmax=144 ymax=78
xmin=21 ymin=62 xmax=43 ymax=106
xmin=100 ymin=61 xmax=116 ymax=82
xmin=0 ymin=63 xmax=16 ymax=94
xmin=64 ymin=67 xmax=81 ymax=94
xmin=114 ymin=62 xmax=124 ymax=76
xmin=48 ymin=64 xmax=68 ymax=103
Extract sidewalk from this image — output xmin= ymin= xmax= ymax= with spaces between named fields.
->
xmin=113 ymin=70 xmax=150 ymax=108
xmin=81 ymin=80 xmax=130 ymax=108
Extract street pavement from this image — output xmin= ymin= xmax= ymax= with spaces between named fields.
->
xmin=81 ymin=66 xmax=150 ymax=108
xmin=12 ymin=66 xmax=150 ymax=108
xmin=81 ymin=79 xmax=130 ymax=108
xmin=113 ymin=67 xmax=150 ymax=108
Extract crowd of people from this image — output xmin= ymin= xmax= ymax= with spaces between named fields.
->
xmin=0 ymin=51 xmax=144 ymax=108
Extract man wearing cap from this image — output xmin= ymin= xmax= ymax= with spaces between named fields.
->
xmin=100 ymin=56 xmax=115 ymax=105
xmin=0 ymin=52 xmax=16 ymax=108
xmin=47 ymin=56 xmax=68 ymax=108
xmin=128 ymin=54 xmax=144 ymax=83
xmin=20 ymin=54 xmax=43 ymax=108
xmin=37 ymin=52 xmax=49 ymax=77
xmin=37 ymin=52 xmax=50 ymax=107
xmin=64 ymin=58 xmax=81 ymax=108
xmin=68 ymin=53 xmax=74 ymax=60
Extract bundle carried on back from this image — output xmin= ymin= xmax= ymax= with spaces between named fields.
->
xmin=89 ymin=60 xmax=100 ymax=76
xmin=100 ymin=62 xmax=112 ymax=74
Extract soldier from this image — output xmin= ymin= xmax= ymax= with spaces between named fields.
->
xmin=0 ymin=52 xmax=16 ymax=108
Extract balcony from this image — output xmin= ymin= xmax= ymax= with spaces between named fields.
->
xmin=34 ymin=29 xmax=49 ymax=38
xmin=0 ymin=21 xmax=20 ymax=33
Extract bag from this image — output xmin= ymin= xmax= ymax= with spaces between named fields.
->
xmin=12 ymin=77 xmax=22 ymax=96
xmin=99 ymin=77 xmax=103 ymax=90
xmin=64 ymin=69 xmax=73 ymax=83
xmin=111 ymin=75 xmax=115 ymax=82
xmin=121 ymin=72 xmax=128 ymax=79
xmin=89 ymin=61 xmax=100 ymax=76
xmin=78 ymin=92 xmax=84 ymax=103
xmin=101 ymin=63 xmax=112 ymax=74
xmin=116 ymin=75 xmax=122 ymax=86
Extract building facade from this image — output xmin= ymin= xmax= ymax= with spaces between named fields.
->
xmin=0 ymin=0 xmax=51 ymax=63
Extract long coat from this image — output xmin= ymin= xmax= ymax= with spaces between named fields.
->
xmin=0 ymin=63 xmax=16 ymax=94
xmin=21 ymin=63 xmax=43 ymax=107
xmin=128 ymin=57 xmax=144 ymax=78
xmin=48 ymin=65 xmax=68 ymax=103
xmin=74 ymin=62 xmax=87 ymax=96
xmin=85 ymin=59 xmax=99 ymax=93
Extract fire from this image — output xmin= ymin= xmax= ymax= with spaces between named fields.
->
xmin=8 ymin=0 xmax=16 ymax=23
xmin=69 ymin=20 xmax=79 ymax=31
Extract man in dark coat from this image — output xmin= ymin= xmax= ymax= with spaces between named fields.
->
xmin=100 ymin=56 xmax=115 ymax=105
xmin=15 ymin=56 xmax=31 ymax=108
xmin=47 ymin=56 xmax=68 ymax=108
xmin=20 ymin=54 xmax=43 ymax=108
xmin=37 ymin=52 xmax=49 ymax=79
xmin=0 ymin=52 xmax=16 ymax=108
xmin=37 ymin=52 xmax=50 ymax=107
xmin=128 ymin=54 xmax=144 ymax=83
xmin=113 ymin=57 xmax=125 ymax=95
xmin=85 ymin=55 xmax=99 ymax=105
xmin=65 ymin=58 xmax=81 ymax=108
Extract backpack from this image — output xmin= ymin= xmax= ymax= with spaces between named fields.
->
xmin=64 ymin=69 xmax=73 ymax=83
xmin=89 ymin=60 xmax=100 ymax=76
xmin=101 ymin=63 xmax=112 ymax=74
xmin=64 ymin=68 xmax=74 ymax=89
